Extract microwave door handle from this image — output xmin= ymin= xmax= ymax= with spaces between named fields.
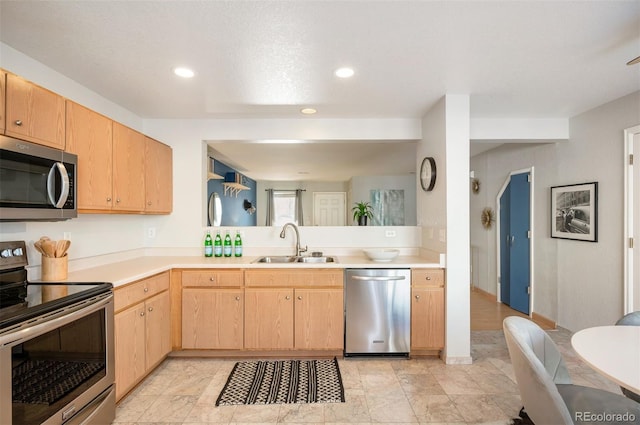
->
xmin=47 ymin=162 xmax=70 ymax=208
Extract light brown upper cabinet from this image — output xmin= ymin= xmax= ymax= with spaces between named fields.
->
xmin=65 ymin=101 xmax=114 ymax=210
xmin=0 ymin=70 xmax=6 ymax=134
xmin=5 ymin=73 xmax=65 ymax=149
xmin=112 ymin=122 xmax=146 ymax=212
xmin=144 ymin=137 xmax=173 ymax=214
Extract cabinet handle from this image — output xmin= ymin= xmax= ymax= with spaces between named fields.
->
xmin=425 ymin=276 xmax=431 ymax=280
xmin=144 ymin=287 xmax=148 ymax=292
xmin=14 ymin=120 xmax=22 ymax=126
xmin=148 ymin=306 xmax=153 ymax=312
xmin=140 ymin=311 xmax=145 ymax=317
xmin=148 ymin=201 xmax=152 ymax=206
xmin=297 ymin=296 xmax=302 ymax=300
xmin=285 ymin=295 xmax=291 ymax=300
xmin=235 ymin=296 xmax=240 ymax=301
xmin=116 ymin=198 xmax=121 ymax=203
xmin=106 ymin=197 xmax=112 ymax=202
xmin=415 ymin=295 xmax=421 ymax=300
xmin=209 ymin=277 xmax=216 ymax=282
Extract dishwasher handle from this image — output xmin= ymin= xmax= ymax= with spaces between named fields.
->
xmin=351 ymin=275 xmax=406 ymax=281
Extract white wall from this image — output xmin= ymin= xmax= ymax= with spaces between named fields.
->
xmin=470 ymin=91 xmax=640 ymax=331
xmin=558 ymin=91 xmax=640 ymax=331
xmin=419 ymin=95 xmax=471 ymax=364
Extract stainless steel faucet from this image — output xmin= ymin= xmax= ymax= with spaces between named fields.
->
xmin=280 ymin=222 xmax=307 ymax=257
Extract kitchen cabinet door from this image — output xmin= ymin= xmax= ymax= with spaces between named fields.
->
xmin=182 ymin=289 xmax=243 ymax=349
xmin=144 ymin=136 xmax=173 ymax=213
xmin=244 ymin=288 xmax=294 ymax=349
xmin=65 ymin=101 xmax=114 ymax=210
xmin=0 ymin=70 xmax=5 ymax=134
xmin=411 ymin=286 xmax=445 ymax=350
xmin=294 ymin=288 xmax=344 ymax=350
xmin=5 ymin=73 xmax=65 ymax=149
xmin=114 ymin=302 xmax=146 ymax=401
xmin=145 ymin=290 xmax=171 ymax=369
xmin=112 ymin=122 xmax=145 ymax=211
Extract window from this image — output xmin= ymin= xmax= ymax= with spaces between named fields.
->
xmin=272 ymin=190 xmax=298 ymax=226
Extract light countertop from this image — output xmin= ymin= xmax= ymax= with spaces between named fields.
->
xmin=39 ymin=254 xmax=443 ymax=287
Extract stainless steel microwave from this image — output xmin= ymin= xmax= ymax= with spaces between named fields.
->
xmin=0 ymin=135 xmax=77 ymax=221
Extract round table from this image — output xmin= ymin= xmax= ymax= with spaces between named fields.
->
xmin=571 ymin=325 xmax=640 ymax=394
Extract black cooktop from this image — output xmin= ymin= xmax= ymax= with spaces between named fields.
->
xmin=0 ymin=241 xmax=112 ymax=330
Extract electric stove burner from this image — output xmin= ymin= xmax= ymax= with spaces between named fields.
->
xmin=0 ymin=241 xmax=112 ymax=330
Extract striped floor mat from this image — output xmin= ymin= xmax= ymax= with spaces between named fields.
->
xmin=216 ymin=358 xmax=344 ymax=405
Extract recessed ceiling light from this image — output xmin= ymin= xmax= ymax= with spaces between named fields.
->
xmin=173 ymin=67 xmax=195 ymax=78
xmin=301 ymin=108 xmax=317 ymax=115
xmin=335 ymin=67 xmax=354 ymax=78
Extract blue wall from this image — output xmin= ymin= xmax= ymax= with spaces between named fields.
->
xmin=207 ymin=160 xmax=257 ymax=226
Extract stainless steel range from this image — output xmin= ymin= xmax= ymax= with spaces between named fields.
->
xmin=0 ymin=241 xmax=115 ymax=425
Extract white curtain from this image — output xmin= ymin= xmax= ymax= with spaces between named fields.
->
xmin=265 ymin=189 xmax=275 ymax=226
xmin=295 ymin=189 xmax=304 ymax=226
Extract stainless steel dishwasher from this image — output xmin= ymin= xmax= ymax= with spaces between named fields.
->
xmin=344 ymin=268 xmax=411 ymax=356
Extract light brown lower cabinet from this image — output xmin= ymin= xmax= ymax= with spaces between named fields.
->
xmin=182 ymin=288 xmax=244 ymax=349
xmin=114 ymin=272 xmax=171 ymax=401
xmin=243 ymin=269 xmax=344 ymax=351
xmin=411 ymin=269 xmax=445 ymax=351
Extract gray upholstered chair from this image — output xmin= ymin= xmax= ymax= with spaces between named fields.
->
xmin=615 ymin=311 xmax=640 ymax=403
xmin=503 ymin=316 xmax=640 ymax=424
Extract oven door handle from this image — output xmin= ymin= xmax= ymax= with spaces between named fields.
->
xmin=0 ymin=293 xmax=112 ymax=347
xmin=47 ymin=161 xmax=70 ymax=208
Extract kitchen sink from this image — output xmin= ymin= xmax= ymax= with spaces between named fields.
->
xmin=253 ymin=256 xmax=298 ymax=263
xmin=252 ymin=255 xmax=338 ymax=264
xmin=296 ymin=256 xmax=337 ymax=263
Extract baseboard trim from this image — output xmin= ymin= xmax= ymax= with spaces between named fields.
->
xmin=532 ymin=312 xmax=557 ymax=329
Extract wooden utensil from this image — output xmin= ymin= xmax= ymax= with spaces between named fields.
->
xmin=41 ymin=240 xmax=56 ymax=258
xmin=56 ymin=240 xmax=70 ymax=257
xmin=34 ymin=240 xmax=45 ymax=256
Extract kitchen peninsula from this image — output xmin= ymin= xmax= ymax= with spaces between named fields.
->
xmin=31 ymin=251 xmax=446 ymax=401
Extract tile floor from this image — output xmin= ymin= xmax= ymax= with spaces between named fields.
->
xmin=114 ymin=329 xmax=622 ymax=424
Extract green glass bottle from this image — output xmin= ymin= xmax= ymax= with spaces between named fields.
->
xmin=213 ymin=230 xmax=223 ymax=257
xmin=234 ymin=230 xmax=243 ymax=257
xmin=204 ymin=230 xmax=213 ymax=257
xmin=223 ymin=230 xmax=232 ymax=257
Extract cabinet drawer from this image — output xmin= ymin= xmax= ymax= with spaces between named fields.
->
xmin=245 ymin=269 xmax=343 ymax=288
xmin=114 ymin=271 xmax=170 ymax=312
xmin=182 ymin=270 xmax=243 ymax=287
xmin=412 ymin=269 xmax=445 ymax=287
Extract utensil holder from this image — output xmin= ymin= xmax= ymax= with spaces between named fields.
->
xmin=41 ymin=256 xmax=68 ymax=281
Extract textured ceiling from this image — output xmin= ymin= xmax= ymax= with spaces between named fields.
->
xmin=1 ymin=1 xmax=638 ymax=120
xmin=1 ymin=1 xmax=638 ymax=180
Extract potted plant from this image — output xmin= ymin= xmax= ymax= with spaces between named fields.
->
xmin=352 ymin=201 xmax=373 ymax=226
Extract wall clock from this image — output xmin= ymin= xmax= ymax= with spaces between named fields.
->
xmin=420 ymin=157 xmax=437 ymax=191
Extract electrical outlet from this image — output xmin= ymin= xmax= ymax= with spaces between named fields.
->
xmin=385 ymin=230 xmax=396 ymax=237
xmin=63 ymin=232 xmax=71 ymax=240
xmin=439 ymin=229 xmax=446 ymax=242
xmin=147 ymin=227 xmax=156 ymax=239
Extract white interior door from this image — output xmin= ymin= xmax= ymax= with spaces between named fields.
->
xmin=625 ymin=126 xmax=640 ymax=313
xmin=313 ymin=192 xmax=346 ymax=226
xmin=634 ymin=133 xmax=640 ymax=311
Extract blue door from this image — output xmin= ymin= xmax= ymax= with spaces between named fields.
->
xmin=500 ymin=172 xmax=531 ymax=314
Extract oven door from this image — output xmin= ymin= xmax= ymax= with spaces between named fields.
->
xmin=0 ymin=293 xmax=114 ymax=425
xmin=0 ymin=135 xmax=77 ymax=221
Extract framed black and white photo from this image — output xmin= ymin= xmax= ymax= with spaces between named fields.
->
xmin=550 ymin=182 xmax=598 ymax=242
